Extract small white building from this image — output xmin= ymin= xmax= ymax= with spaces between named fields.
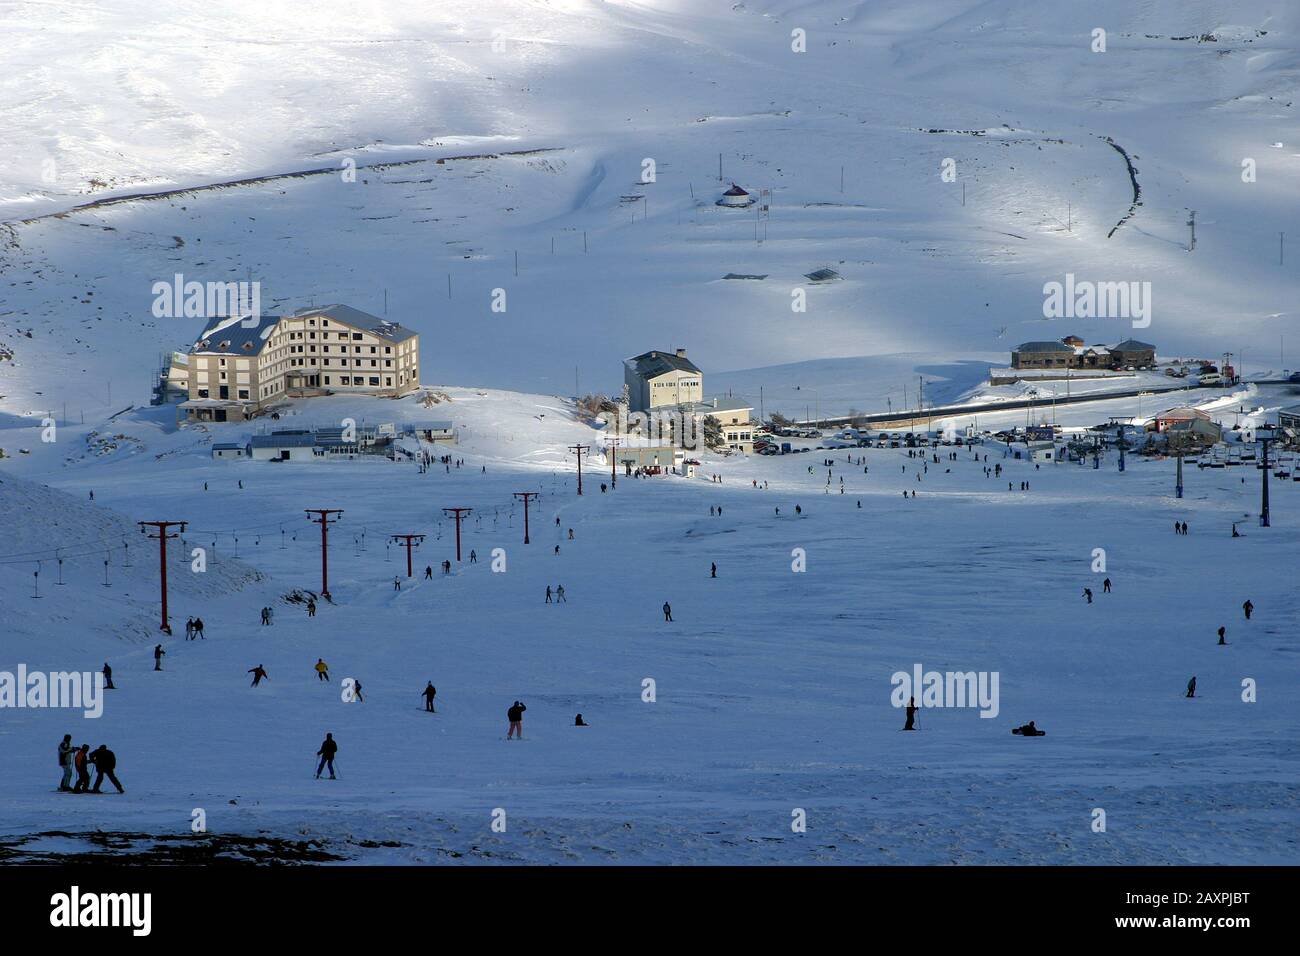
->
xmin=410 ymin=421 xmax=456 ymax=443
xmin=250 ymin=432 xmax=318 ymax=461
xmin=211 ymin=442 xmax=249 ymax=460
xmin=716 ymin=184 xmax=754 ymax=208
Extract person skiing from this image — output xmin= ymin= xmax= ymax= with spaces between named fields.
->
xmin=248 ymin=664 xmax=269 ymax=687
xmin=307 ymin=598 xmax=316 ymax=617
xmin=574 ymin=714 xmax=589 ymax=727
xmin=424 ymin=565 xmax=433 ymax=580
xmin=422 ymin=682 xmax=437 ymax=713
xmin=567 ymin=528 xmax=574 ymax=540
xmin=1186 ymin=676 xmax=1197 ymax=698
xmin=663 ymin=601 xmax=673 ymax=622
xmin=72 ymin=744 xmax=92 ymax=793
xmin=193 ymin=618 xmax=205 ymax=639
xmin=795 ymin=505 xmax=802 ymax=515
xmin=102 ymin=662 xmax=114 ymax=690
xmin=556 ymin=584 xmax=566 ymax=603
xmin=1082 ymin=588 xmax=1093 ymax=604
xmin=469 ymin=550 xmax=477 ymax=564
xmin=315 ymin=733 xmax=338 ymax=779
xmin=1243 ymin=599 xmax=1253 ymax=620
xmin=185 ymin=617 xmax=195 ymax=640
xmin=710 ymin=562 xmax=717 ymax=579
xmin=554 ymin=545 xmax=560 ymax=555
xmin=351 ymin=679 xmax=364 ymax=703
xmin=89 ymin=745 xmax=124 ymax=793
xmin=393 ymin=576 xmax=401 ymax=591
xmin=153 ymin=644 xmax=165 ymax=671
xmin=903 ymin=696 xmax=918 ymax=731
xmin=315 ymin=659 xmax=330 ymax=682
xmin=1217 ymin=626 xmax=1227 ymax=646
xmin=545 ymin=585 xmax=553 ymax=604
xmin=261 ymin=606 xmax=270 ymax=625
xmin=507 ymin=700 xmax=527 ymax=740
xmin=1103 ymin=578 xmax=1112 ymax=594
xmin=58 ymin=734 xmax=74 ymax=791
xmin=442 ymin=560 xmax=451 ymax=574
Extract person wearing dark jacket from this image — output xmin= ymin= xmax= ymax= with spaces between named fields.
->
xmin=422 ymin=682 xmax=437 ymax=712
xmin=574 ymin=714 xmax=589 ymax=726
xmin=1186 ymin=676 xmax=1197 ymax=698
xmin=89 ymin=745 xmax=124 ymax=793
xmin=102 ymin=663 xmax=114 ymax=690
xmin=154 ymin=644 xmax=165 ymax=671
xmin=1012 ymin=721 xmax=1045 ymax=736
xmin=58 ymin=735 xmax=74 ymax=791
xmin=507 ymin=701 xmax=527 ymax=739
xmin=1218 ymin=626 xmax=1227 ymax=646
xmin=248 ymin=665 xmax=269 ymax=687
xmin=903 ymin=697 xmax=918 ymax=731
xmin=1243 ymin=600 xmax=1254 ymax=620
xmin=663 ymin=602 xmax=673 ymax=622
xmin=315 ymin=733 xmax=338 ymax=779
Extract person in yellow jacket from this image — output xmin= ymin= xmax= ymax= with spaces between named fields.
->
xmin=315 ymin=659 xmax=330 ymax=682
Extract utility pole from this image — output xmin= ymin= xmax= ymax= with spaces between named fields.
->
xmin=1175 ymin=449 xmax=1183 ymax=499
xmin=1260 ymin=438 xmax=1271 ymax=527
xmin=304 ymin=509 xmax=344 ymax=600
xmin=138 ymin=520 xmax=187 ymax=634
xmin=606 ymin=438 xmax=620 ymax=489
xmin=1280 ymin=231 xmax=1285 ymax=266
xmin=568 ymin=443 xmax=590 ymax=495
xmin=1187 ymin=210 xmax=1196 ymax=251
xmin=513 ymin=492 xmax=538 ymax=544
xmin=442 ymin=507 xmax=472 ymax=561
xmin=390 ymin=534 xmax=425 ymax=577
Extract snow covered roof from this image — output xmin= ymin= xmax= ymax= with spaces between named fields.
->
xmin=626 ymin=349 xmax=701 ymax=378
xmin=293 ymin=304 xmax=418 ymax=343
xmin=1158 ymin=406 xmax=1211 ymax=421
xmin=250 ymin=434 xmax=317 ymax=449
xmin=722 ymin=184 xmax=750 ymax=196
xmin=191 ymin=314 xmax=282 ymax=355
xmin=1015 ymin=341 xmax=1073 ymax=353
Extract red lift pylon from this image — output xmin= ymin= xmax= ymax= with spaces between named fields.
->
xmin=390 ymin=534 xmax=426 ymax=576
xmin=138 ymin=520 xmax=187 ymax=634
xmin=513 ymin=492 xmax=538 ymax=544
xmin=568 ymin=443 xmax=590 ymax=495
xmin=442 ymin=507 xmax=472 ymax=561
xmin=305 ymin=509 xmax=344 ymax=599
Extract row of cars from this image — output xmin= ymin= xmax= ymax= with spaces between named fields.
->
xmin=755 ymin=426 xmax=983 ymax=454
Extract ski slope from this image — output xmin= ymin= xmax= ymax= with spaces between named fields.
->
xmin=0 ymin=389 xmax=1297 ymax=863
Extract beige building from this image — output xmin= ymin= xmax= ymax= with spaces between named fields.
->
xmin=704 ymin=400 xmax=756 ymax=453
xmin=181 ymin=304 xmax=420 ymax=422
xmin=624 ymin=349 xmax=703 ymax=412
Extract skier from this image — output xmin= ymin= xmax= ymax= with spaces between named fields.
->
xmin=567 ymin=528 xmax=574 ymax=541
xmin=1243 ymin=599 xmax=1253 ymax=620
xmin=352 ymin=679 xmax=364 ymax=703
xmin=556 ymin=584 xmax=566 ymax=603
xmin=1186 ymin=676 xmax=1197 ymax=698
xmin=1082 ymin=588 xmax=1093 ymax=604
xmin=1181 ymin=522 xmax=1188 ymax=535
xmin=469 ymin=550 xmax=477 ymax=564
xmin=554 ymin=545 xmax=560 ymax=555
xmin=422 ymin=682 xmax=437 ymax=713
xmin=393 ymin=576 xmax=401 ymax=591
xmin=315 ymin=733 xmax=338 ymax=779
xmin=1012 ymin=721 xmax=1045 ymax=737
xmin=1217 ymin=626 xmax=1227 ymax=646
xmin=663 ymin=601 xmax=673 ymax=622
xmin=248 ymin=664 xmax=269 ymax=687
xmin=1103 ymin=578 xmax=1112 ymax=593
xmin=193 ymin=618 xmax=205 ymax=639
xmin=443 ymin=560 xmax=451 ymax=574
xmin=261 ymin=607 xmax=269 ymax=625
xmin=185 ymin=617 xmax=195 ymax=640
xmin=58 ymin=734 xmax=74 ymax=791
xmin=315 ymin=659 xmax=330 ymax=682
xmin=545 ymin=585 xmax=553 ymax=604
xmin=72 ymin=744 xmax=92 ymax=792
xmin=153 ymin=644 xmax=164 ymax=671
xmin=795 ymin=505 xmax=802 ymax=515
xmin=574 ymin=714 xmax=589 ymax=727
xmin=903 ymin=696 xmax=918 ymax=731
xmin=89 ymin=745 xmax=124 ymax=793
xmin=307 ymin=599 xmax=316 ymax=617
xmin=102 ymin=662 xmax=114 ymax=690
xmin=507 ymin=700 xmax=527 ymax=739
xmin=424 ymin=566 xmax=433 ymax=580
xmin=710 ymin=562 xmax=717 ymax=579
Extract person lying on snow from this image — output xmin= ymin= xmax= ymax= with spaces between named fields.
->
xmin=1012 ymin=721 xmax=1046 ymax=736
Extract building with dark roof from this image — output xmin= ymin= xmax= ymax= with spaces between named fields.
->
xmin=1010 ymin=336 xmax=1156 ymax=370
xmin=181 ymin=304 xmax=420 ymax=422
xmin=624 ymin=349 xmax=703 ymax=411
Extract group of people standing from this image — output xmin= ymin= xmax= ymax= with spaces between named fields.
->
xmin=57 ymin=735 xmax=123 ymax=794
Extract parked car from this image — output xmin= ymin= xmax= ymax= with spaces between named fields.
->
xmin=1289 ymin=372 xmax=1300 ymax=383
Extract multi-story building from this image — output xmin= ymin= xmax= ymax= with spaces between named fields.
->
xmin=624 ymin=349 xmax=703 ymax=412
xmin=1010 ymin=337 xmax=1155 ymax=371
xmin=181 ymin=304 xmax=420 ymax=422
